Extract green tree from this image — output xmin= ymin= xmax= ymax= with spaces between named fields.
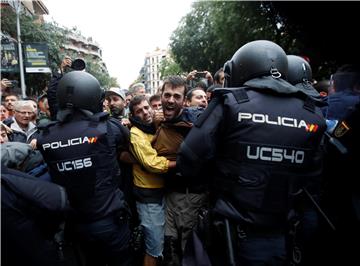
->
xmin=1 ymin=6 xmax=68 ymax=72
xmin=169 ymin=1 xmax=301 ymax=75
xmin=159 ymin=55 xmax=184 ymax=79
xmin=1 ymin=6 xmax=117 ymax=94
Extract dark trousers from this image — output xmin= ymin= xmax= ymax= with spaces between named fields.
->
xmin=2 ymin=189 xmax=61 ymax=266
xmin=209 ymin=220 xmax=287 ymax=266
xmin=236 ymin=232 xmax=286 ymax=266
xmin=73 ymin=215 xmax=132 ymax=266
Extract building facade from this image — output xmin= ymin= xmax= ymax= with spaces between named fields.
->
xmin=140 ymin=47 xmax=169 ymax=95
xmin=62 ymin=32 xmax=106 ymax=72
xmin=1 ymin=0 xmax=49 ymax=17
xmin=62 ymin=34 xmax=102 ymax=60
xmin=1 ymin=0 xmax=108 ymax=95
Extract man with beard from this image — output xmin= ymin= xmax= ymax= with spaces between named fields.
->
xmin=185 ymin=88 xmax=208 ymax=109
xmin=105 ymin=87 xmax=130 ymax=126
xmin=128 ymin=95 xmax=176 ymax=266
xmin=130 ymin=83 xmax=146 ymax=97
xmin=149 ymin=94 xmax=162 ymax=110
xmin=3 ymin=93 xmax=18 ymax=118
xmin=152 ymin=76 xmax=207 ymax=266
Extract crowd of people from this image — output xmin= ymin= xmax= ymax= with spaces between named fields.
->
xmin=1 ymin=40 xmax=359 ymax=266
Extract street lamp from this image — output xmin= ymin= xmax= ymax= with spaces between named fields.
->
xmin=14 ymin=0 xmax=26 ymax=98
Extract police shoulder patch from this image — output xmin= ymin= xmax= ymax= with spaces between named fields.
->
xmin=334 ymin=121 xmax=350 ymax=138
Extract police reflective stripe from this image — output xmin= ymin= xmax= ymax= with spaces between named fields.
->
xmin=42 ymin=136 xmax=98 ymax=150
xmin=238 ymin=112 xmax=308 ymax=129
xmin=37 ymin=113 xmax=127 ymax=221
xmin=246 ymin=145 xmax=305 ymax=164
xmin=57 ymin=157 xmax=93 ymax=172
xmin=208 ymin=87 xmax=326 ymax=220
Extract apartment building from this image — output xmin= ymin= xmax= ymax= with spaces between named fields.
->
xmin=1 ymin=0 xmax=105 ymax=69
xmin=62 ymin=32 xmax=106 ymax=71
xmin=140 ymin=47 xmax=169 ymax=95
xmin=1 ymin=0 xmax=49 ymax=17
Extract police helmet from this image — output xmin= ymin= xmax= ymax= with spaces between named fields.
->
xmin=287 ymin=55 xmax=312 ymax=85
xmin=224 ymin=40 xmax=288 ymax=87
xmin=57 ymin=71 xmax=103 ymax=113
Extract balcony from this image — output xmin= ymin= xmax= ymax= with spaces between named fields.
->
xmin=62 ymin=43 xmax=102 ymax=59
xmin=67 ymin=33 xmax=88 ymax=44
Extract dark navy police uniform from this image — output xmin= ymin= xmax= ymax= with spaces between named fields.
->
xmin=178 ymin=77 xmax=326 ymax=266
xmin=1 ymin=166 xmax=68 ymax=266
xmin=37 ymin=110 xmax=132 ymax=266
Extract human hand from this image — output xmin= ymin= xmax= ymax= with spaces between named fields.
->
xmin=153 ymin=110 xmax=164 ymax=128
xmin=119 ymin=151 xmax=137 ymax=164
xmin=1 ymin=78 xmax=12 ymax=91
xmin=205 ymin=71 xmax=214 ymax=82
xmin=121 ymin=118 xmax=131 ymax=127
xmin=29 ymin=138 xmax=37 ymax=150
xmin=186 ymin=70 xmax=198 ymax=81
xmin=60 ymin=56 xmax=72 ymax=73
xmin=168 ymin=161 xmax=176 ymax=169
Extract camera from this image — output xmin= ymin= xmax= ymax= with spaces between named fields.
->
xmin=9 ymin=80 xmax=19 ymax=88
xmin=71 ymin=58 xmax=86 ymax=71
xmin=195 ymin=71 xmax=207 ymax=78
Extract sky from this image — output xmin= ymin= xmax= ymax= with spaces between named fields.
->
xmin=43 ymin=0 xmax=193 ymax=89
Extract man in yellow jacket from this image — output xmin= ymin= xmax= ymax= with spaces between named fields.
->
xmin=129 ymin=95 xmax=176 ymax=266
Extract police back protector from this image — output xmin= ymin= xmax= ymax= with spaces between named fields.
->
xmin=37 ymin=113 xmax=126 ymax=221
xmin=213 ymin=88 xmax=326 ymax=226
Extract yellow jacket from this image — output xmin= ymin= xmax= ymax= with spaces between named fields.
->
xmin=130 ymin=126 xmax=169 ymax=189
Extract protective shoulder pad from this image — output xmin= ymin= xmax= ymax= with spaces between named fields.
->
xmin=108 ymin=117 xmax=130 ymax=138
xmin=195 ymin=87 xmax=249 ymax=128
xmin=108 ymin=116 xmax=123 ymax=128
xmin=89 ymin=111 xmax=110 ymax=122
xmin=212 ymin=87 xmax=249 ymax=103
xmin=212 ymin=88 xmax=234 ymax=98
xmin=303 ymin=96 xmax=315 ymax=113
xmin=87 ymin=112 xmax=109 ymax=128
xmin=37 ymin=120 xmax=58 ymax=131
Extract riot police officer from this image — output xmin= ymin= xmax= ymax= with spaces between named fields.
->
xmin=177 ymin=40 xmax=326 ymax=265
xmin=286 ymin=54 xmax=328 ymax=265
xmin=321 ymin=104 xmax=360 ymax=265
xmin=287 ymin=55 xmax=322 ymax=101
xmin=1 ymin=164 xmax=68 ymax=266
xmin=322 ymin=64 xmax=360 ymax=120
xmin=37 ymin=71 xmax=132 ymax=266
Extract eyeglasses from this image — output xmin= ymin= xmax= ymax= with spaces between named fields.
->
xmin=15 ymin=110 xmax=33 ymax=116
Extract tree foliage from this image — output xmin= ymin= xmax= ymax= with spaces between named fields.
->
xmin=170 ymin=1 xmax=360 ymax=79
xmin=1 ymin=6 xmax=117 ymax=95
xmin=170 ymin=1 xmax=302 ymax=75
xmin=1 ymin=6 xmax=68 ymax=72
xmin=263 ymin=1 xmax=360 ymax=78
xmin=159 ymin=54 xmax=184 ymax=79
